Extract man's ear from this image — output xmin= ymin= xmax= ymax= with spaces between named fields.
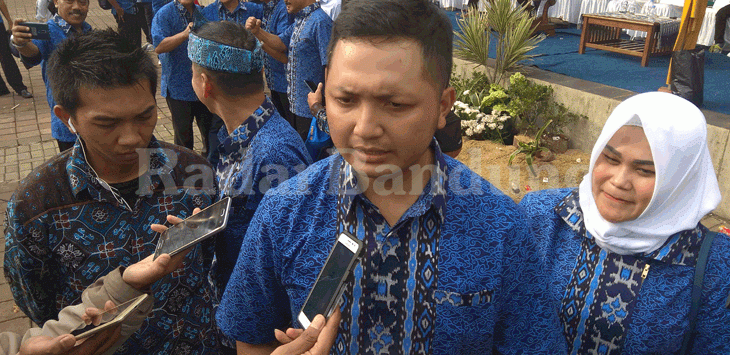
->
xmin=53 ymin=105 xmax=75 ymax=133
xmin=201 ymin=72 xmax=214 ymax=98
xmin=437 ymin=86 xmax=456 ymax=130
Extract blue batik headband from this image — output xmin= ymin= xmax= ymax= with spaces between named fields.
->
xmin=188 ymin=32 xmax=264 ymax=74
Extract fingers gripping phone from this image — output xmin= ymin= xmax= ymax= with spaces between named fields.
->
xmin=72 ymin=294 xmax=150 ymax=340
xmin=153 ymin=197 xmax=232 ymax=259
xmin=305 ymin=80 xmax=325 ymax=106
xmin=298 ymin=232 xmax=363 ymax=328
xmin=19 ymin=22 xmax=50 ymax=40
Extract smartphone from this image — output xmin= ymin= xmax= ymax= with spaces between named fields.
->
xmin=72 ymin=294 xmax=150 ymax=340
xmin=19 ymin=22 xmax=50 ymax=40
xmin=298 ymin=232 xmax=363 ymax=328
xmin=153 ymin=197 xmax=231 ymax=259
xmin=304 ymin=80 xmax=325 ymax=106
xmin=191 ymin=8 xmax=209 ymax=31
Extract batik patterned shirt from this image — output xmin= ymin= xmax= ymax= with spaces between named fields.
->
xmin=519 ymin=188 xmax=730 ymax=354
xmin=21 ymin=15 xmax=92 ymax=143
xmin=211 ymin=97 xmax=311 ymax=291
xmin=201 ymin=0 xmax=262 ymax=24
xmin=262 ymin=0 xmax=292 ymax=94
xmin=217 ymin=142 xmax=562 ymax=354
xmin=4 ymin=138 xmax=223 ymax=354
xmin=281 ymin=2 xmax=331 ymax=117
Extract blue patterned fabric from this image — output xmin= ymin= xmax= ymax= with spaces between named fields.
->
xmin=188 ymin=33 xmax=264 ymax=74
xmin=152 ymin=1 xmax=202 ymax=101
xmin=217 ymin=142 xmax=563 ymax=354
xmin=262 ymin=0 xmax=292 ymax=93
xmin=20 ymin=15 xmax=92 ymax=143
xmin=151 ymin=0 xmax=171 ymax=13
xmin=200 ymin=0 xmax=262 ymax=24
xmin=4 ymin=137 xmax=223 ymax=354
xmin=211 ymin=97 xmax=311 ymax=291
xmin=111 ymin=0 xmax=138 ymax=16
xmin=281 ymin=2 xmax=331 ymax=117
xmin=519 ymin=188 xmax=730 ymax=354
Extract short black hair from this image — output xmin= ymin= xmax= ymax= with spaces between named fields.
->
xmin=193 ymin=21 xmax=264 ymax=97
xmin=327 ymin=0 xmax=453 ymax=90
xmin=47 ymin=28 xmax=157 ymax=116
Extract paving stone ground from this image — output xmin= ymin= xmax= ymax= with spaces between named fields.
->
xmin=0 ymin=0 xmax=727 ymax=338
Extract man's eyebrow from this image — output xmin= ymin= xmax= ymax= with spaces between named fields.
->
xmin=90 ymin=105 xmax=156 ymax=121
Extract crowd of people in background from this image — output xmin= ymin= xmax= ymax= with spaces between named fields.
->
xmin=0 ymin=0 xmax=728 ymax=354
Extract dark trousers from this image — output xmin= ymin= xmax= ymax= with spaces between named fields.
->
xmin=0 ymin=27 xmax=28 ymax=94
xmin=715 ymin=5 xmax=730 ymax=45
xmin=270 ymin=90 xmax=291 ymax=123
xmin=138 ymin=2 xmax=153 ymax=44
xmin=291 ymin=114 xmax=311 ymax=142
xmin=116 ymin=10 xmax=146 ymax=48
xmin=166 ymin=96 xmax=215 ymax=154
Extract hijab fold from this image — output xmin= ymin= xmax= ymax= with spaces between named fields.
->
xmin=578 ymin=92 xmax=721 ymax=255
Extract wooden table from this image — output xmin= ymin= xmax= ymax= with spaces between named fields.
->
xmin=579 ymin=13 xmax=676 ymax=66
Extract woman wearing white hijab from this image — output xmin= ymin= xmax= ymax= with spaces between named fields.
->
xmin=519 ymin=92 xmax=730 ymax=354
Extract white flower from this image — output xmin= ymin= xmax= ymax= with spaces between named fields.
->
xmin=484 ymin=115 xmax=495 ymax=124
xmin=476 ymin=124 xmax=485 ymax=132
xmin=487 ymin=123 xmax=497 ymax=130
xmin=476 ymin=113 xmax=486 ymax=120
xmin=498 ymin=115 xmax=509 ymax=122
xmin=466 ymin=128 xmax=474 ymax=136
xmin=498 ymin=124 xmax=504 ymax=130
xmin=463 ymin=90 xmax=470 ymax=95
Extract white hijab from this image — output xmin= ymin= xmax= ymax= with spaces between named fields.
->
xmin=578 ymin=92 xmax=721 ymax=255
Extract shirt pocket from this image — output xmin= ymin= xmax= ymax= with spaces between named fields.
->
xmin=433 ymin=289 xmax=493 ymax=307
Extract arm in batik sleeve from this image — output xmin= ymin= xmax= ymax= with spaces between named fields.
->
xmin=3 ymin=198 xmax=62 ymax=326
xmin=216 ymin=193 xmax=294 ymax=345
xmin=492 ymin=206 xmax=565 ymax=355
xmin=691 ymin=233 xmax=730 ymax=354
xmin=315 ymin=17 xmax=331 ymax=68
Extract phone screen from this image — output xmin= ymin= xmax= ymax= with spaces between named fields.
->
xmin=154 ymin=197 xmax=231 ymax=258
xmin=72 ymin=294 xmax=150 ymax=340
xmin=301 ymin=234 xmax=361 ymax=322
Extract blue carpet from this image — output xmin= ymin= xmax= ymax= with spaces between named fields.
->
xmin=447 ymin=11 xmax=730 ymax=115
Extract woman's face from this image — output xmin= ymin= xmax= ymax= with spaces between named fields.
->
xmin=592 ymin=126 xmax=656 ymax=223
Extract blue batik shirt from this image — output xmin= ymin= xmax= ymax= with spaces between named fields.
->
xmin=217 ymin=141 xmax=563 ymax=354
xmin=21 ymin=15 xmax=91 ymax=143
xmin=152 ymin=0 xmax=201 ymax=101
xmin=111 ymin=0 xmax=137 ymax=16
xmin=152 ymin=0 xmax=171 ymax=13
xmin=3 ymin=137 xmax=224 ymax=354
xmin=211 ymin=97 xmax=311 ymax=292
xmin=201 ymin=0 xmax=262 ymax=23
xmin=281 ymin=2 xmax=331 ymax=117
xmin=519 ymin=188 xmax=730 ymax=355
xmin=262 ymin=0 xmax=292 ymax=94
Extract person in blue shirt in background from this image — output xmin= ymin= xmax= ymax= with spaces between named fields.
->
xmin=201 ymin=0 xmax=262 ymax=23
xmin=218 ymin=1 xmax=562 ymax=354
xmin=246 ymin=0 xmax=331 ymax=141
xmin=0 ymin=0 xmax=32 ymax=99
xmin=107 ymin=0 xmax=145 ymax=49
xmin=153 ymin=0 xmax=222 ymax=159
xmin=261 ymin=0 xmax=293 ymax=119
xmin=10 ymin=0 xmax=92 ymax=153
xmin=520 ymin=92 xmax=730 ymax=354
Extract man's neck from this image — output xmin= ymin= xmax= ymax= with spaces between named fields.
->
xmin=82 ymin=142 xmax=148 ymax=184
xmin=71 ymin=23 xmax=84 ymax=32
xmin=213 ymin=92 xmax=267 ymax=135
xmin=183 ymin=3 xmax=195 ymax=13
xmin=359 ymin=148 xmax=436 ymax=226
xmin=222 ymin=0 xmax=239 ymax=12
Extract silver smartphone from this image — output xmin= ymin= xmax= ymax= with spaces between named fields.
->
xmin=153 ymin=197 xmax=231 ymax=259
xmin=72 ymin=294 xmax=150 ymax=340
xmin=297 ymin=232 xmax=363 ymax=328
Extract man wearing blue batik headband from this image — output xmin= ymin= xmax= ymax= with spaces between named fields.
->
xmin=188 ymin=22 xmax=312 ymax=346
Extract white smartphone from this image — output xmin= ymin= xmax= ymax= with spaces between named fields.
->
xmin=72 ymin=294 xmax=150 ymax=340
xmin=153 ymin=197 xmax=232 ymax=259
xmin=297 ymin=232 xmax=363 ymax=329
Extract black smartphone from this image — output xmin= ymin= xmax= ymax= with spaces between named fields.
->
xmin=297 ymin=232 xmax=363 ymax=328
xmin=153 ymin=197 xmax=232 ymax=259
xmin=20 ymin=22 xmax=50 ymax=40
xmin=304 ymin=80 xmax=325 ymax=107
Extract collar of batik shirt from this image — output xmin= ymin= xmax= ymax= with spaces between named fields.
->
xmin=66 ymin=136 xmax=177 ymax=208
xmin=339 ymin=138 xmax=448 ymax=226
xmin=175 ymin=0 xmax=195 ymax=23
xmin=217 ymin=0 xmax=246 ymax=20
xmin=295 ymin=1 xmax=320 ymax=19
xmin=215 ymin=97 xmax=275 ymax=164
xmin=555 ymin=188 xmax=706 ymax=266
xmin=52 ymin=14 xmax=92 ymax=35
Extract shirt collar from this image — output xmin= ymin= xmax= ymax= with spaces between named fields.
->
xmin=554 ymin=188 xmax=704 ymax=265
xmin=295 ymin=1 xmax=320 ymax=19
xmin=66 ymin=136 xmax=175 ymax=204
xmin=175 ymin=0 xmax=195 ymax=22
xmin=217 ymin=0 xmax=246 ymax=16
xmin=339 ymin=138 xmax=448 ymax=224
xmin=52 ymin=14 xmax=92 ymax=35
xmin=215 ymin=97 xmax=275 ymax=161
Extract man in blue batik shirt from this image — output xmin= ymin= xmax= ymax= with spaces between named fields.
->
xmin=10 ymin=0 xmax=92 ymax=153
xmin=261 ymin=0 xmax=293 ymax=120
xmin=4 ymin=29 xmax=223 ymax=354
xmin=218 ymin=1 xmax=563 ymax=354
xmin=246 ymin=0 xmax=331 ymax=141
xmin=153 ymin=0 xmax=222 ymax=159
xmin=202 ymin=0 xmax=263 ymax=23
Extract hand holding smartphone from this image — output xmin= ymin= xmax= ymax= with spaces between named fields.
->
xmin=153 ymin=197 xmax=232 ymax=259
xmin=305 ymin=80 xmax=325 ymax=107
xmin=72 ymin=294 xmax=150 ymax=340
xmin=298 ymin=232 xmax=363 ymax=328
xmin=18 ymin=22 xmax=50 ymax=40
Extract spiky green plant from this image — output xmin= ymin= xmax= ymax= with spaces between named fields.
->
xmin=454 ymin=7 xmax=491 ymax=72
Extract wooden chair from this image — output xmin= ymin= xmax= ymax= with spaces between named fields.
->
xmin=517 ymin=0 xmax=558 ymax=36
